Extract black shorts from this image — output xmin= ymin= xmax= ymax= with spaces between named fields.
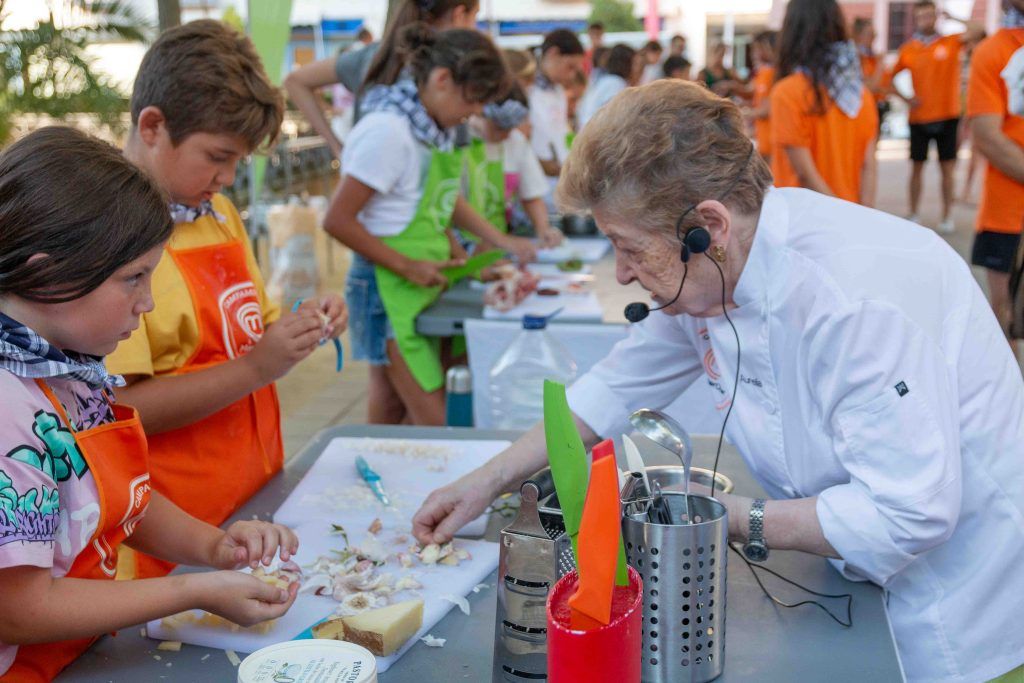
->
xmin=971 ymin=230 xmax=1022 ymax=273
xmin=909 ymin=118 xmax=960 ymax=162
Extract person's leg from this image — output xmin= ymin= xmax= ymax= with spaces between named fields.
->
xmin=937 ymin=119 xmax=960 ymax=223
xmin=908 ymin=124 xmax=927 ymax=219
xmin=384 ymin=339 xmax=447 ymax=426
xmin=987 ymin=269 xmax=1013 ymax=335
xmin=939 ymin=160 xmax=956 ymax=220
xmin=367 ymin=364 xmax=406 ymax=424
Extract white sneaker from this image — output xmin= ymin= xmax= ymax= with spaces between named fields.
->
xmin=937 ymin=217 xmax=955 ymax=234
xmin=906 ymin=213 xmax=922 ymax=224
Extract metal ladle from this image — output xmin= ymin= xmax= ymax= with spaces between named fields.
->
xmin=629 ymin=408 xmax=694 ymax=524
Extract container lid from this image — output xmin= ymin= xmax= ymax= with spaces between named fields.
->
xmin=446 ymin=365 xmax=472 ymax=393
xmin=522 ymin=314 xmax=547 ymax=330
xmin=238 ymin=640 xmax=377 ymax=683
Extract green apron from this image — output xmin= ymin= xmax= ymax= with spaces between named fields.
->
xmin=465 ymin=138 xmax=508 ymax=237
xmin=375 ymin=146 xmax=463 ymax=392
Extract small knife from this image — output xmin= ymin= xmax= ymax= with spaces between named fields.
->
xmin=355 ymin=456 xmax=391 ymax=506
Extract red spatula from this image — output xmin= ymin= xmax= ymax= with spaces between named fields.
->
xmin=568 ymin=451 xmax=621 ymax=629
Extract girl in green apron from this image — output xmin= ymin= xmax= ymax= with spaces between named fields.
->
xmin=465 ymin=84 xmax=564 ymax=249
xmin=325 ymin=25 xmax=535 ymax=426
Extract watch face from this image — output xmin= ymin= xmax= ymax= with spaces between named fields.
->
xmin=743 ymin=542 xmax=768 ymax=562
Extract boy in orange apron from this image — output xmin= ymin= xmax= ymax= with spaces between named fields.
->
xmin=0 ymin=127 xmax=299 ymax=682
xmin=107 ymin=21 xmax=347 ymax=579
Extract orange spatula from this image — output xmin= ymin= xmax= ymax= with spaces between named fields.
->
xmin=568 ymin=451 xmax=621 ymax=629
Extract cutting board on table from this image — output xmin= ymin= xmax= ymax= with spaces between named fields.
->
xmin=484 ymin=289 xmax=603 ymax=321
xmin=272 ymin=437 xmax=510 ymax=536
xmin=535 ymin=237 xmax=610 ymax=264
xmin=146 ymin=521 xmax=498 ymax=673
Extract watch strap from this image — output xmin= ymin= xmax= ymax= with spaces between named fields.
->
xmin=749 ymin=498 xmax=766 ymax=542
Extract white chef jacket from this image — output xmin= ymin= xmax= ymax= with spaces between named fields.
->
xmin=568 ymin=187 xmax=1024 ymax=683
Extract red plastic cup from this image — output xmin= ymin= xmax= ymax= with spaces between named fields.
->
xmin=546 ymin=566 xmax=643 ymax=683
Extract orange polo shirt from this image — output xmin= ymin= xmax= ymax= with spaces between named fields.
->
xmin=892 ymin=34 xmax=964 ymax=124
xmin=752 ymin=65 xmax=775 ymax=156
xmin=770 ymin=73 xmax=878 ymax=204
xmin=967 ymin=28 xmax=1024 ymax=235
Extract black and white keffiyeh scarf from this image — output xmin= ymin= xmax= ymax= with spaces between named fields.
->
xmin=1004 ymin=5 xmax=1024 ymax=28
xmin=804 ymin=41 xmax=865 ymax=119
xmin=169 ymin=199 xmax=226 ymax=225
xmin=360 ymin=78 xmax=455 ymax=151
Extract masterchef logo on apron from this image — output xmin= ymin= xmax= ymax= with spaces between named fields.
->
xmin=95 ymin=473 xmax=150 ymax=577
xmin=218 ymin=281 xmax=264 ymax=358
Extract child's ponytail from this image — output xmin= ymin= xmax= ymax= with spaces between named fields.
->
xmin=396 ymin=24 xmax=511 ymax=104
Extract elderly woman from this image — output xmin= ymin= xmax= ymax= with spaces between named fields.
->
xmin=412 ymin=81 xmax=1024 ymax=682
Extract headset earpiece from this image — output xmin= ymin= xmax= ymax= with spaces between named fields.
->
xmin=684 ymin=226 xmax=711 ymax=258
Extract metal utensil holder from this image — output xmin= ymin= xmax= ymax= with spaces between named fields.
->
xmin=493 ymin=468 xmax=576 ymax=682
xmin=623 ymin=484 xmax=728 ymax=683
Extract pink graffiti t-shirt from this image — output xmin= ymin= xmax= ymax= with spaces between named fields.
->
xmin=0 ymin=370 xmax=108 ymax=674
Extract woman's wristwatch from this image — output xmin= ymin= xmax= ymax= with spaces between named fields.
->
xmin=742 ymin=498 xmax=769 ymax=562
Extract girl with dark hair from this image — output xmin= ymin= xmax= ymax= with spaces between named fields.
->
xmin=577 ymin=44 xmax=640 ymax=129
xmin=0 ymin=127 xmax=299 ymax=679
xmin=771 ymin=0 xmax=878 ymax=205
xmin=528 ymin=28 xmax=585 ymax=205
xmin=283 ymin=0 xmax=480 ymax=157
xmin=325 ymin=25 xmax=535 ymax=427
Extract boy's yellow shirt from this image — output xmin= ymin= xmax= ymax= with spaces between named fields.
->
xmin=107 ymin=193 xmax=280 ymax=377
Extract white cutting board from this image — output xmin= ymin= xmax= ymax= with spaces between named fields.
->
xmin=146 ymin=519 xmax=498 ymax=673
xmin=271 ymin=438 xmax=511 ymax=536
xmin=484 ymin=290 xmax=603 ymax=321
xmin=535 ymin=237 xmax=610 ymax=264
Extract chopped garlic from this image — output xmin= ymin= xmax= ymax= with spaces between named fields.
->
xmin=225 ymin=650 xmax=241 ymax=667
xmin=440 ymin=594 xmax=470 ymax=616
xmin=156 ymin=641 xmax=182 ymax=652
xmin=421 ymin=634 xmax=446 ymax=647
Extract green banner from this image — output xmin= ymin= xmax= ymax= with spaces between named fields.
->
xmin=247 ymin=0 xmax=293 ymax=202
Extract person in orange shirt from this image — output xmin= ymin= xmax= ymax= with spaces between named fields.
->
xmin=853 ymin=17 xmax=891 ymax=139
xmin=108 ymin=22 xmax=348 ymax=579
xmin=770 ymin=0 xmax=878 ymax=206
xmin=747 ymin=30 xmax=777 ymax=163
xmin=966 ymin=0 xmax=1024 ymax=348
xmin=890 ymin=0 xmax=985 ymax=233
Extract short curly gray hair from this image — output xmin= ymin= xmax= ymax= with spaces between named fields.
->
xmin=556 ymin=80 xmax=772 ymax=237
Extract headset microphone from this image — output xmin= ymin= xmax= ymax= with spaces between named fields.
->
xmin=623 ymin=225 xmax=708 ymax=323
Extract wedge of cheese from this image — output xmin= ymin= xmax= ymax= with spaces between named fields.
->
xmin=331 ymin=599 xmax=424 ymax=656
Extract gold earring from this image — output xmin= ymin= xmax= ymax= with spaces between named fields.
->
xmin=711 ymin=245 xmax=727 ymax=263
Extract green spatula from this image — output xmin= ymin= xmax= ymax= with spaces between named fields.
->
xmin=543 ymin=380 xmax=588 ymax=561
xmin=441 ymin=249 xmax=505 ymax=284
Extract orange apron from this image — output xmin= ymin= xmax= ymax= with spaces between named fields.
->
xmin=2 ymin=381 xmax=150 ymax=682
xmin=132 ymin=236 xmax=283 ymax=579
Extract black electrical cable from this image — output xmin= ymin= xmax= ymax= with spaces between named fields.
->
xmin=707 ymin=253 xmax=739 ymax=502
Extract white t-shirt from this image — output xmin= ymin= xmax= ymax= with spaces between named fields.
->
xmin=340 ymin=111 xmax=429 ymax=237
xmin=484 ymin=129 xmax=548 ymax=202
xmin=528 ymin=83 xmax=570 ymax=164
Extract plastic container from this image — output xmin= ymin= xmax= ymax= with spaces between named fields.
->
xmin=238 ymin=640 xmax=377 ymax=683
xmin=488 ymin=315 xmax=577 ymax=430
xmin=545 ymin=566 xmax=643 ymax=683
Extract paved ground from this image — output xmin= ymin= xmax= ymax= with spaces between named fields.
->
xmin=275 ymin=140 xmax=1021 ymax=460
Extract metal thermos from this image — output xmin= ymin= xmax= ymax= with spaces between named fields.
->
xmin=445 ymin=365 xmax=473 ymax=427
xmin=492 ymin=468 xmax=575 ymax=682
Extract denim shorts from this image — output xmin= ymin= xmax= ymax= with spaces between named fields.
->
xmin=345 ymin=253 xmax=392 ymax=365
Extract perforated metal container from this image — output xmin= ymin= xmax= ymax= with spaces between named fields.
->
xmin=492 ymin=469 xmax=575 ymax=682
xmin=623 ymin=493 xmax=728 ymax=683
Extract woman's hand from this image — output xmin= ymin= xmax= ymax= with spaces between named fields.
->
xmin=207 ymin=521 xmax=300 ymax=570
xmin=300 ymin=294 xmax=348 ymax=339
xmin=190 ymin=570 xmax=298 ymax=628
xmin=412 ymin=466 xmax=504 ymax=545
xmin=400 ymin=257 xmax=465 ymax=288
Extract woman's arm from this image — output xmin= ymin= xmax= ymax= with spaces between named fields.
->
xmin=523 ymin=197 xmax=563 ymax=247
xmin=972 ymin=114 xmax=1024 ymax=183
xmin=114 ymin=308 xmax=323 ymax=434
xmin=283 ymin=58 xmax=345 ymax=157
xmin=783 ymin=146 xmax=836 ymax=196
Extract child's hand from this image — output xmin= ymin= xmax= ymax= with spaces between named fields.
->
xmin=401 ymin=257 xmax=464 ymax=288
xmin=192 ymin=570 xmax=298 ymax=628
xmin=503 ymin=235 xmax=538 ymax=263
xmin=208 ymin=520 xmax=300 ymax=570
xmin=246 ymin=309 xmax=323 ymax=382
xmin=300 ymin=295 xmax=348 ymax=339
xmin=536 ymin=227 xmax=564 ymax=248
